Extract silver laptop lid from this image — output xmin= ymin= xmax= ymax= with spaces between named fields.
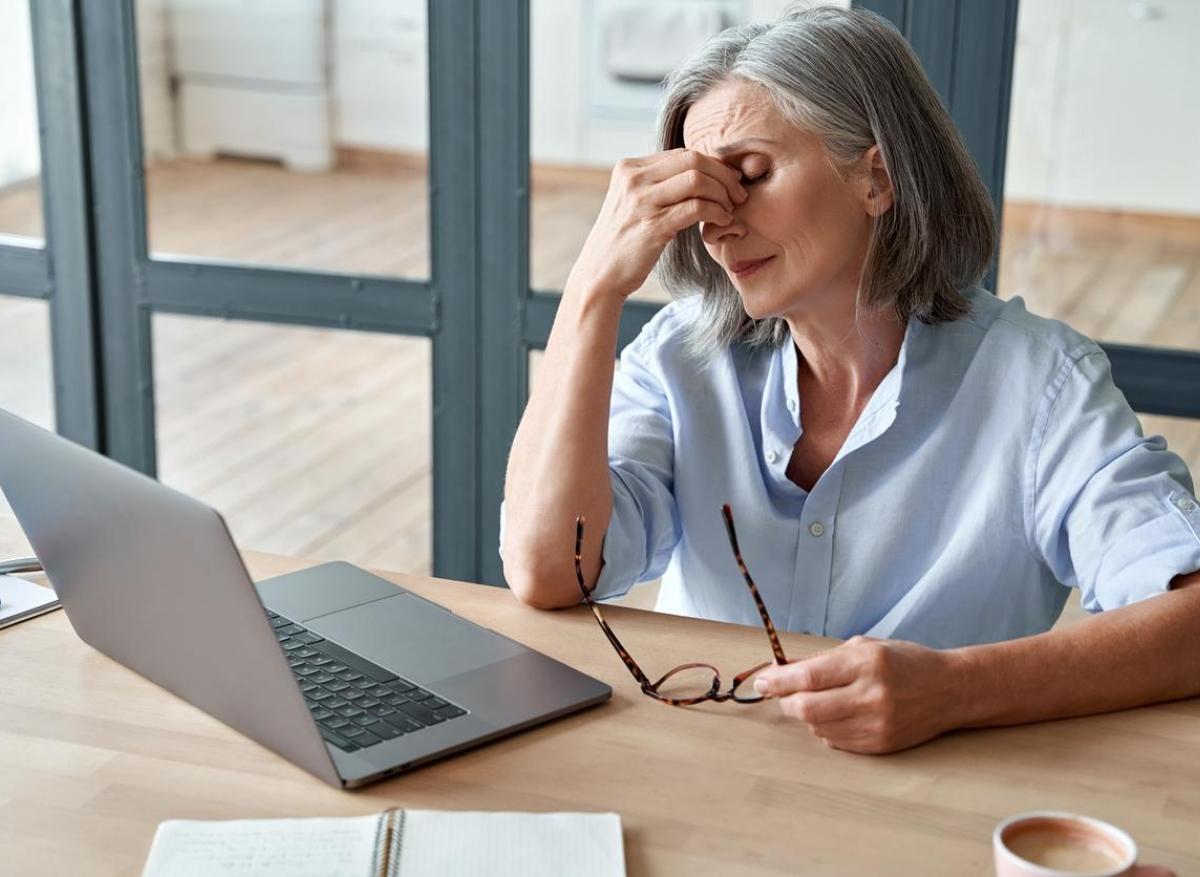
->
xmin=0 ymin=409 xmax=341 ymax=787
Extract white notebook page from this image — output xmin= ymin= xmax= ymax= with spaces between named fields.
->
xmin=141 ymin=814 xmax=382 ymax=877
xmin=395 ymin=811 xmax=625 ymax=877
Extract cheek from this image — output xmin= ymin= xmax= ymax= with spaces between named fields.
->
xmin=774 ymin=185 xmax=868 ymax=258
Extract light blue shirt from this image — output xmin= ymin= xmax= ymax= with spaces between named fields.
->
xmin=574 ymin=286 xmax=1200 ymax=648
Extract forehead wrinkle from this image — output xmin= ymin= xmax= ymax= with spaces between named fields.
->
xmin=683 ymin=88 xmax=777 ymax=157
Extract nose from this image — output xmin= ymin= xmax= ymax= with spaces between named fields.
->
xmin=700 ymin=213 xmax=745 ymax=246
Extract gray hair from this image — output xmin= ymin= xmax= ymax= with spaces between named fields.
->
xmin=655 ymin=5 xmax=996 ymax=355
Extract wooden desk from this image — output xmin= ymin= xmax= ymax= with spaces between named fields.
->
xmin=2 ymin=553 xmax=1198 ymax=876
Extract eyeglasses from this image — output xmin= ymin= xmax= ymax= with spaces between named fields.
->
xmin=574 ymin=504 xmax=789 ymax=706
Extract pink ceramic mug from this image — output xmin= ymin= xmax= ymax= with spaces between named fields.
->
xmin=993 ymin=812 xmax=1173 ymax=877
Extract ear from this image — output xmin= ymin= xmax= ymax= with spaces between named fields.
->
xmin=860 ymin=145 xmax=894 ymax=217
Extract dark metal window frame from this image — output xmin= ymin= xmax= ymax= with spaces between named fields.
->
xmin=1 ymin=0 xmax=102 ymax=448
xmin=7 ymin=0 xmax=492 ymax=583
xmin=77 ymin=0 xmax=500 ymax=583
xmin=2 ymin=0 xmax=1197 ymax=591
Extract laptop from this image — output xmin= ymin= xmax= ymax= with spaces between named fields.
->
xmin=0 ymin=409 xmax=611 ymax=789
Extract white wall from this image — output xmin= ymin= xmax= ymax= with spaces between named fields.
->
xmin=0 ymin=0 xmax=175 ymax=189
xmin=1004 ymin=0 xmax=1200 ymax=216
xmin=0 ymin=1 xmax=41 ymax=189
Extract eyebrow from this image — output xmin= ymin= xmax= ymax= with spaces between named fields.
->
xmin=709 ymin=137 xmax=778 ymax=158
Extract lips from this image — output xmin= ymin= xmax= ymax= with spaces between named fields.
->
xmin=728 ymin=256 xmax=774 ymax=278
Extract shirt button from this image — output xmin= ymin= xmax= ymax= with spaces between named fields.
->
xmin=809 ymin=521 xmax=825 ymax=537
xmin=1177 ymin=497 xmax=1197 ymax=511
xmin=787 ymin=398 xmax=797 ymax=413
xmin=765 ymin=450 xmax=778 ymax=464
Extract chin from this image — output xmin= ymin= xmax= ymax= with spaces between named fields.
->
xmin=735 ymin=286 xmax=791 ymax=322
xmin=741 ymin=303 xmax=774 ymax=322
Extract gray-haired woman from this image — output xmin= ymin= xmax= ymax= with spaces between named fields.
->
xmin=500 ymin=6 xmax=1200 ymax=756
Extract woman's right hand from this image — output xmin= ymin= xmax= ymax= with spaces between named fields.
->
xmin=570 ymin=148 xmax=748 ymax=300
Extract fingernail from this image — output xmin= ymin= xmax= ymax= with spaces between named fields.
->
xmin=754 ymin=678 xmax=769 ymax=695
xmin=737 ymin=185 xmax=748 ymax=201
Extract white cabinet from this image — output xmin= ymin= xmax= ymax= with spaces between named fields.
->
xmin=170 ymin=0 xmax=326 ymax=83
xmin=167 ymin=0 xmax=332 ymax=171
xmin=332 ymin=0 xmax=427 ymax=152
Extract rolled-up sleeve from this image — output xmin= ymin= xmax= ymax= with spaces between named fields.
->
xmin=590 ymin=317 xmax=682 ymax=601
xmin=1028 ymin=347 xmax=1200 ymax=612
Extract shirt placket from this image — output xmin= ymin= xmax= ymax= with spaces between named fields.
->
xmin=767 ymin=336 xmax=905 ymax=635
xmin=788 ymin=461 xmax=845 ymax=634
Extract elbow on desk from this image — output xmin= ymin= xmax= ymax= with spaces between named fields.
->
xmin=502 ymin=551 xmax=581 ymax=611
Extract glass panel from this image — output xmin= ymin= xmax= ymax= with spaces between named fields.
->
xmin=529 ymin=0 xmax=849 ymax=303
xmin=0 ymin=0 xmax=44 ymax=242
xmin=0 ymin=295 xmax=55 ymax=559
xmin=137 ymin=0 xmax=429 ymax=278
xmin=1000 ymin=0 xmax=1200 ymax=352
xmin=154 ymin=314 xmax=431 ymax=575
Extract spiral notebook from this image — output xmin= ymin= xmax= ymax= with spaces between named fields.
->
xmin=141 ymin=809 xmax=625 ymax=877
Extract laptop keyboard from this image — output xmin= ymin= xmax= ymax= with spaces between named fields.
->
xmin=267 ymin=609 xmax=468 ymax=753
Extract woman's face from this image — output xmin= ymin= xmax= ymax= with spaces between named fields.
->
xmin=683 ymin=79 xmax=885 ymax=323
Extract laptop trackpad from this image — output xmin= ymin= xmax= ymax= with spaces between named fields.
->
xmin=304 ymin=593 xmax=526 ymax=685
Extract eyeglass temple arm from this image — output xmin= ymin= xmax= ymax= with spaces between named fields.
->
xmin=721 ymin=504 xmax=788 ymax=665
xmin=575 ymin=517 xmax=654 ymax=689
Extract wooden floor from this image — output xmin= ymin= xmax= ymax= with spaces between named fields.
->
xmin=1 ymin=158 xmax=1198 ymax=615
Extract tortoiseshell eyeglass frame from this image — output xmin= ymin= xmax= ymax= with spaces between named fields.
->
xmin=574 ymin=504 xmax=789 ymax=706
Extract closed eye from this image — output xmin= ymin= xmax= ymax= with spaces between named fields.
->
xmin=743 ymin=172 xmax=769 ymax=185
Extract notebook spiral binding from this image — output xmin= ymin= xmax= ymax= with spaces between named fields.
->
xmin=375 ymin=808 xmax=406 ymax=877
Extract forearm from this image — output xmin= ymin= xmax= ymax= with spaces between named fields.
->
xmin=502 ymin=272 xmax=625 ymax=607
xmin=949 ymin=573 xmax=1200 ymax=729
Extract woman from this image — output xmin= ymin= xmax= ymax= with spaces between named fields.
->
xmin=501 ymin=6 xmax=1200 ymax=755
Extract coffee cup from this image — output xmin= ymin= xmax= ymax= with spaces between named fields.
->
xmin=994 ymin=812 xmax=1136 ymax=876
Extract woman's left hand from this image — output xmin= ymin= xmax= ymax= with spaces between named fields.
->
xmin=753 ymin=635 xmax=963 ymax=754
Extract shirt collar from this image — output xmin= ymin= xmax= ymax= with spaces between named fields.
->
xmin=777 ymin=316 xmax=920 ymax=459
xmin=861 ymin=316 xmax=918 ymax=417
